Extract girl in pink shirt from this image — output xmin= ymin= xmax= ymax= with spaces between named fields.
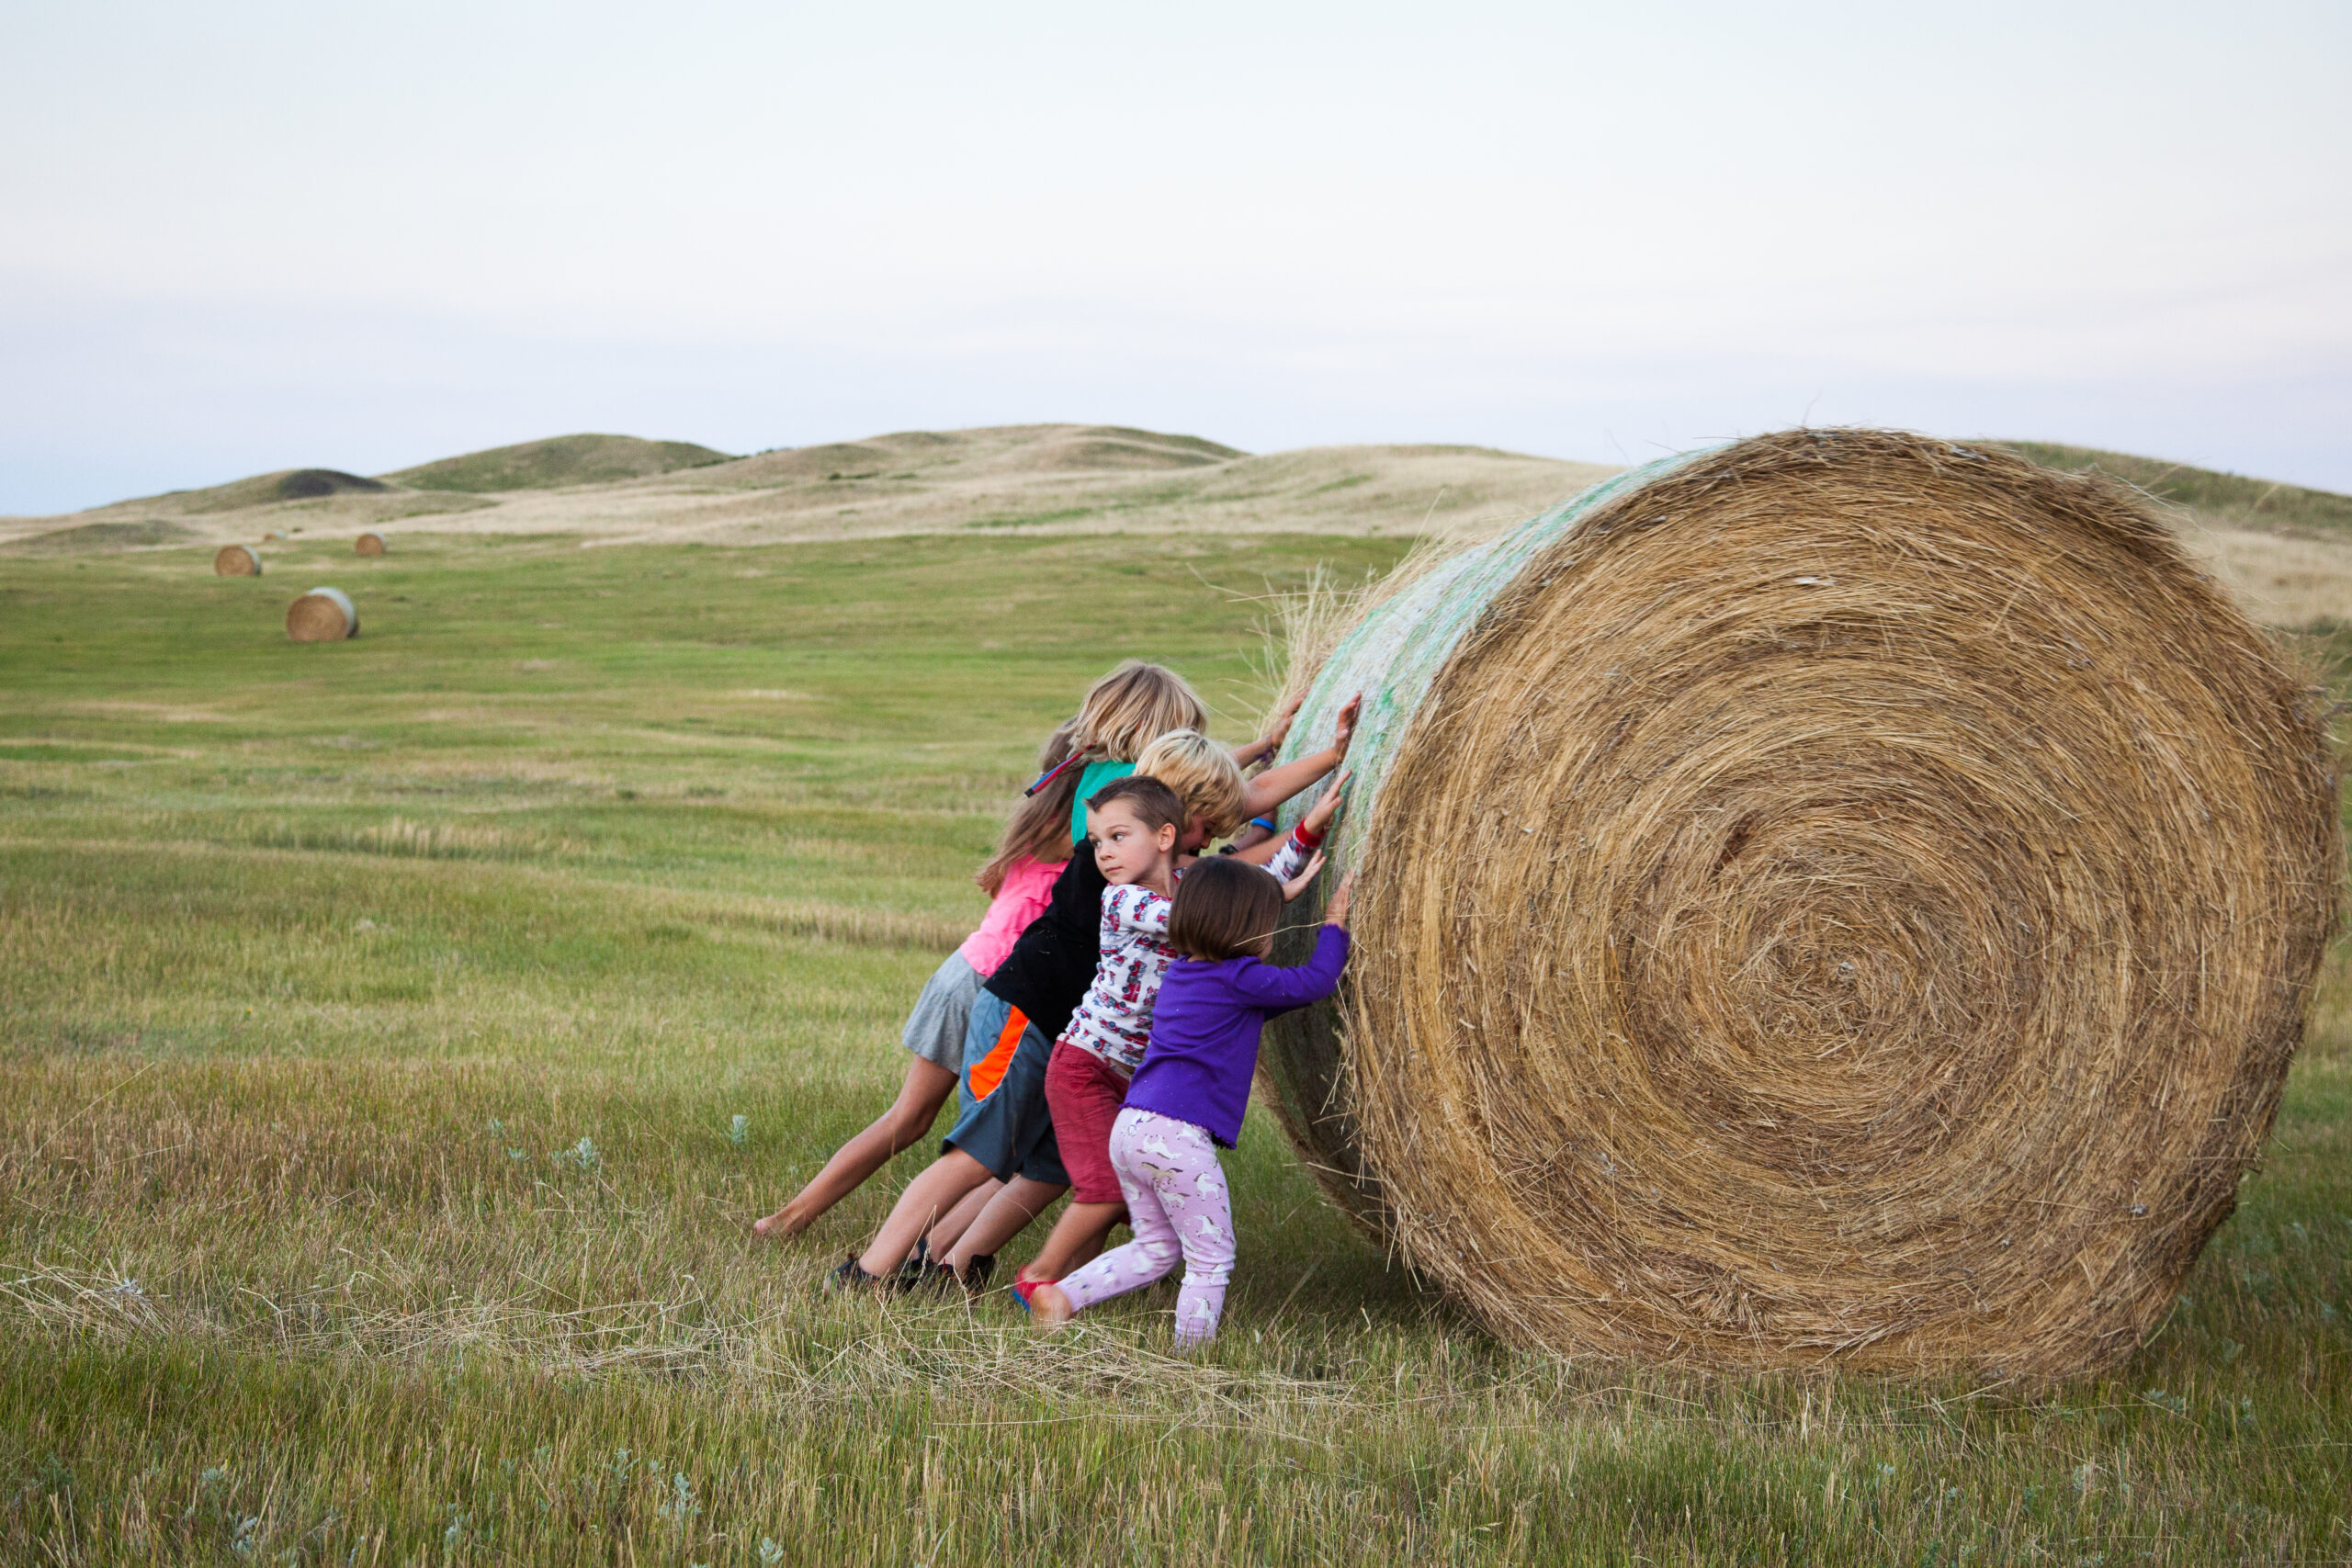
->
xmin=752 ymin=720 xmax=1080 ymax=1239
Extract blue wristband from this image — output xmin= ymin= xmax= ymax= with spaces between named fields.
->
xmin=1250 ymin=817 xmax=1277 ymax=832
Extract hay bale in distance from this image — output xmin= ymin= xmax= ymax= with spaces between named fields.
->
xmin=286 ymin=586 xmax=359 ymax=642
xmin=355 ymin=532 xmax=387 ymax=557
xmin=213 ymin=544 xmax=262 ymax=577
xmin=1261 ymin=428 xmax=2340 ymax=1379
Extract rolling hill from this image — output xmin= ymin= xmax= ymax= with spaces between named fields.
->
xmin=381 ymin=434 xmax=734 ymax=493
xmin=6 ymin=424 xmax=2350 ymax=625
xmin=2004 ymin=442 xmax=2352 ymax=540
xmin=0 ymin=424 xmax=1618 ymax=552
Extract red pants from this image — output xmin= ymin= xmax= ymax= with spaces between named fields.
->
xmin=1043 ymin=1040 xmax=1132 ymax=1204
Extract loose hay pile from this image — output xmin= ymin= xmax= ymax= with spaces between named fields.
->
xmin=213 ymin=544 xmax=261 ymax=576
xmin=1261 ymin=429 xmax=2340 ymax=1379
xmin=355 ymin=532 xmax=387 ymax=556
xmin=286 ymin=586 xmax=359 ymax=642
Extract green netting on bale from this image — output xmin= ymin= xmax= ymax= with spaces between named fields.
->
xmin=1257 ymin=448 xmax=1706 ymax=1224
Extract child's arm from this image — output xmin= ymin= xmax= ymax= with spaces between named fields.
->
xmin=1239 ymin=692 xmax=1361 ymax=819
xmin=1250 ymin=769 xmax=1350 ymax=881
xmin=1227 ymin=883 xmax=1352 ymax=1010
xmin=1229 ymin=693 xmax=1306 ymax=774
xmin=1226 ymin=816 xmax=1278 ymax=853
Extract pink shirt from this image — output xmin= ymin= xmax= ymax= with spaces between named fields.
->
xmin=956 ymin=856 xmax=1062 ymax=977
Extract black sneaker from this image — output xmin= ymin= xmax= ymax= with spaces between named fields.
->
xmin=821 ymin=1255 xmax=888 ymax=1294
xmin=890 ymin=1237 xmax=933 ymax=1293
xmin=958 ymin=1254 xmax=997 ymax=1295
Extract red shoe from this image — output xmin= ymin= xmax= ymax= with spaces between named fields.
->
xmin=1009 ymin=1272 xmax=1057 ymax=1315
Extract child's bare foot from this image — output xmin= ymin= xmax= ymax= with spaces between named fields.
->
xmin=1028 ymin=1282 xmax=1075 ymax=1330
xmin=751 ymin=1202 xmax=809 ymax=1240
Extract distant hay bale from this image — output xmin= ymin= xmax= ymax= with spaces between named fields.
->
xmin=213 ymin=545 xmax=262 ymax=577
xmin=355 ymin=532 xmax=387 ymax=557
xmin=286 ymin=586 xmax=359 ymax=642
xmin=1261 ymin=428 xmax=2340 ymax=1380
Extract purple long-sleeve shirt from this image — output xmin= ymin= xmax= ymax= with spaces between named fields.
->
xmin=1122 ymin=924 xmax=1351 ymax=1148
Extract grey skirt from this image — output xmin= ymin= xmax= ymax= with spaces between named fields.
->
xmin=902 ymin=951 xmax=986 ymax=1070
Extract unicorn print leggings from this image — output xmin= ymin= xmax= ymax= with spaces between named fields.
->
xmin=1055 ymin=1107 xmax=1234 ymax=1347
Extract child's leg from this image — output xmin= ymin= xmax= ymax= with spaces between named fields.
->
xmin=940 ymin=1175 xmax=1067 ymax=1274
xmin=874 ymin=1006 xmax=1054 ymax=1278
xmin=1159 ymin=1126 xmax=1237 ymax=1348
xmin=753 ymin=1055 xmax=958 ymax=1238
xmin=920 ymin=1177 xmax=1004 ymax=1258
xmin=1025 ymin=1042 xmax=1131 ymax=1280
xmin=1033 ymin=1111 xmax=1183 ymax=1327
xmin=854 ymin=1147 xmax=993 ymax=1278
xmin=1047 ymin=1112 xmax=1234 ymax=1346
xmin=1023 ymin=1201 xmax=1127 ymax=1284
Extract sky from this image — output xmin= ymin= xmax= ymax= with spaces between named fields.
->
xmin=3 ymin=0 xmax=2347 ymax=514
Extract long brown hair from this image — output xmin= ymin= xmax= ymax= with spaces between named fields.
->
xmin=977 ymin=663 xmax=1208 ymax=894
xmin=1069 ymin=660 xmax=1207 ymax=762
xmin=1168 ymin=854 xmax=1283 ymax=962
xmin=977 ymin=717 xmax=1082 ymax=894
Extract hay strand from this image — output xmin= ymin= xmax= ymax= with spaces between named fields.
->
xmin=1261 ymin=428 xmax=2340 ymax=1379
xmin=213 ymin=544 xmax=261 ymax=577
xmin=355 ymin=532 xmax=387 ymax=557
xmin=286 ymin=586 xmax=358 ymax=642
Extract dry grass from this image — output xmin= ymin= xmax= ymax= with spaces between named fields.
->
xmin=2177 ymin=525 xmax=2352 ymax=627
xmin=1269 ymin=430 xmax=2344 ymax=1379
xmin=3 ymin=425 xmax=1620 ymax=554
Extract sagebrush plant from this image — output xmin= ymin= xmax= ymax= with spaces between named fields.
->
xmin=0 ymin=534 xmax=2345 ymax=1564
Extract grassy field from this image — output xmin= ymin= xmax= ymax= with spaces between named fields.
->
xmin=2 ymin=533 xmax=2348 ymax=1565
xmin=2004 ymin=444 xmax=2352 ymax=541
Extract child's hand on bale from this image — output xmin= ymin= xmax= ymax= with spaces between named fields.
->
xmin=1303 ymin=769 xmax=1351 ymax=839
xmin=1281 ymin=851 xmax=1325 ymax=903
xmin=1330 ymin=692 xmax=1363 ymax=759
xmin=1234 ymin=694 xmax=1305 ymax=773
xmin=1325 ymin=873 xmax=1354 ymax=929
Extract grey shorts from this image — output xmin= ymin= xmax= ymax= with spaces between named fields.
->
xmin=943 ymin=988 xmax=1067 ymax=1187
xmin=901 ymin=953 xmax=985 ymax=1071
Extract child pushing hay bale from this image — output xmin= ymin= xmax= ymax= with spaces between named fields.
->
xmin=1261 ymin=428 xmax=2340 ymax=1380
xmin=214 ymin=544 xmax=261 ymax=577
xmin=355 ymin=532 xmax=387 ymax=557
xmin=286 ymin=586 xmax=359 ymax=642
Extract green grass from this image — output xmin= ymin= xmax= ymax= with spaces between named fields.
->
xmin=1 ymin=535 xmax=2348 ymax=1564
xmin=381 ymin=434 xmax=736 ymax=494
xmin=0 ymin=521 xmax=201 ymax=558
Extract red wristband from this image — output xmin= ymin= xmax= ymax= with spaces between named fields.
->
xmin=1292 ymin=822 xmax=1325 ymax=851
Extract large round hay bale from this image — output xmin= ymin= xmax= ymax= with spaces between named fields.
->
xmin=355 ymin=532 xmax=387 ymax=557
xmin=1262 ymin=428 xmax=2339 ymax=1379
xmin=214 ymin=544 xmax=262 ymax=577
xmin=286 ymin=586 xmax=359 ymax=642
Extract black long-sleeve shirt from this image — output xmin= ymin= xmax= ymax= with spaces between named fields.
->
xmin=979 ymin=843 xmax=1107 ymax=1042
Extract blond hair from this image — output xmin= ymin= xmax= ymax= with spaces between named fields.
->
xmin=976 ymin=717 xmax=1081 ymax=894
xmin=1071 ymin=661 xmax=1207 ymax=764
xmin=1134 ymin=729 xmax=1250 ymax=840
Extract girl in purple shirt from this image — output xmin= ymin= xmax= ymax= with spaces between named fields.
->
xmin=1029 ymin=858 xmax=1353 ymax=1348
